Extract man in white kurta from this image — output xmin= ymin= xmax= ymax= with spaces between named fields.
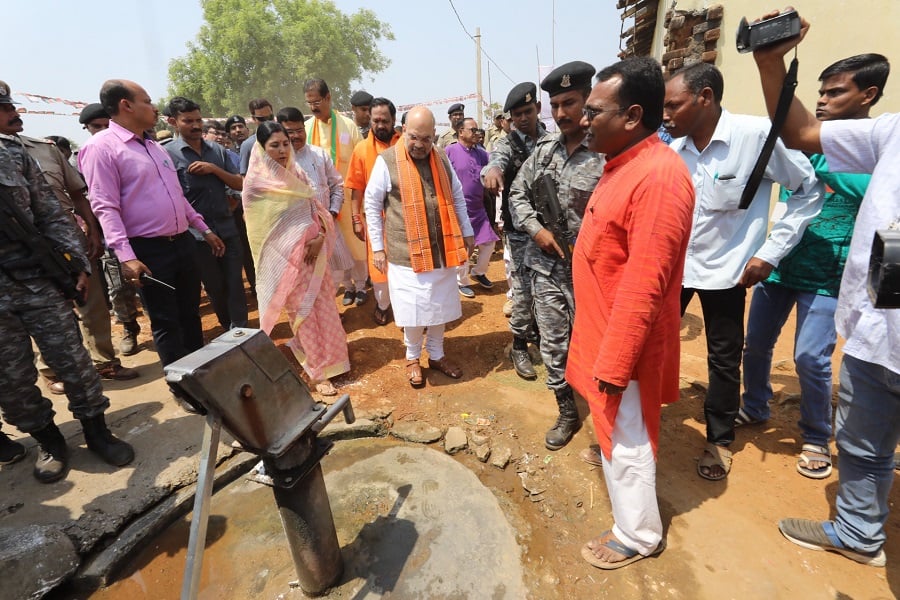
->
xmin=364 ymin=107 xmax=474 ymax=387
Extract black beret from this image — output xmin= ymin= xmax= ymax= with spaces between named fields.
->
xmin=224 ymin=115 xmax=246 ymax=130
xmin=350 ymin=90 xmax=373 ymax=106
xmin=79 ymin=103 xmax=109 ymax=124
xmin=504 ymin=82 xmax=537 ymax=113
xmin=540 ymin=61 xmax=596 ymax=97
xmin=447 ymin=103 xmax=465 ymax=115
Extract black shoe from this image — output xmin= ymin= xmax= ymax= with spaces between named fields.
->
xmin=355 ymin=290 xmax=368 ymax=306
xmin=30 ymin=422 xmax=69 ymax=483
xmin=545 ymin=388 xmax=581 ymax=451
xmin=509 ymin=348 xmax=537 ymax=380
xmin=0 ymin=432 xmax=26 ymax=465
xmin=470 ymin=273 xmax=493 ymax=289
xmin=341 ymin=291 xmax=355 ymax=306
xmin=81 ymin=414 xmax=135 ymax=467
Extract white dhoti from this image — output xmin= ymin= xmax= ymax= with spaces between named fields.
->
xmin=387 ymin=263 xmax=461 ymax=327
xmin=600 ymin=380 xmax=663 ymax=555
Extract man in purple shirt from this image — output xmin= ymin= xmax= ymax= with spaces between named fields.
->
xmin=79 ymin=80 xmax=225 ymax=372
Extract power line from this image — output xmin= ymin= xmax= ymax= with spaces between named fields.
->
xmin=447 ymin=0 xmax=515 ymax=84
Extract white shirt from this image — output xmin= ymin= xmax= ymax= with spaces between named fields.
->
xmin=823 ymin=113 xmax=900 ymax=374
xmin=293 ymin=144 xmax=344 ymax=215
xmin=670 ymin=110 xmax=823 ymax=289
xmin=364 ymin=153 xmax=474 ymax=254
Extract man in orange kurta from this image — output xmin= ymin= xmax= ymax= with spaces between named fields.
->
xmin=345 ymin=97 xmax=401 ymax=326
xmin=566 ymin=58 xmax=694 ymax=570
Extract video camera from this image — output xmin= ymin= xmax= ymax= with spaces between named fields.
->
xmin=869 ymin=229 xmax=900 ymax=308
xmin=736 ymin=10 xmax=801 ymax=53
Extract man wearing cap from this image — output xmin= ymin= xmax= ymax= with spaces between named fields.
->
xmin=80 ymin=103 xmax=144 ymax=357
xmin=304 ymin=78 xmax=367 ymax=307
xmin=484 ymin=112 xmax=509 ymax=153
xmin=509 ymin=61 xmax=605 ymax=451
xmin=79 ymin=80 xmax=226 ymax=374
xmin=350 ymin=90 xmax=373 ymax=139
xmin=0 ymin=80 xmax=134 ymax=481
xmin=482 ymin=82 xmax=550 ymax=381
xmin=224 ymin=113 xmax=255 ymax=295
xmin=364 ymin=106 xmax=474 ymax=388
xmin=346 ymin=97 xmax=401 ymax=326
xmin=663 ymin=62 xmax=822 ymax=481
xmin=438 ymin=103 xmax=465 ymax=148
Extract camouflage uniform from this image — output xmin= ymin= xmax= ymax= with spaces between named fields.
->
xmin=0 ymin=134 xmax=109 ymax=433
xmin=482 ymin=122 xmax=549 ymax=343
xmin=509 ymin=134 xmax=604 ymax=391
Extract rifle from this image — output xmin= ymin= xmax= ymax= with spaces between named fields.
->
xmin=0 ymin=187 xmax=86 ymax=305
xmin=535 ymin=173 xmax=573 ymax=262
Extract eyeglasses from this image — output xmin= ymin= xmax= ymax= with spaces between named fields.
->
xmin=252 ymin=114 xmax=272 ymax=122
xmin=307 ymin=99 xmax=324 ymax=108
xmin=582 ymin=105 xmax=625 ymax=121
xmin=461 ymin=127 xmax=479 ymax=133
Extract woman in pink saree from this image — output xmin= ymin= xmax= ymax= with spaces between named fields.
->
xmin=242 ymin=122 xmax=349 ymax=395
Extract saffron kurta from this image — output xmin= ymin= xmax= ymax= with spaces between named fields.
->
xmin=345 ymin=133 xmax=400 ymax=284
xmin=565 ymin=136 xmax=694 ymax=459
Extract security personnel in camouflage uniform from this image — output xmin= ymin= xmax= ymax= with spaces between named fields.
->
xmin=0 ymin=81 xmax=134 ymax=483
xmin=482 ymin=82 xmax=549 ymax=380
xmin=509 ymin=62 xmax=605 ymax=451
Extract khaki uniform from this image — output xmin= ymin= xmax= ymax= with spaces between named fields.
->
xmin=437 ymin=128 xmax=458 ymax=149
xmin=21 ymin=135 xmax=122 ymax=371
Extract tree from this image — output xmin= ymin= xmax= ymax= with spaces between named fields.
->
xmin=168 ymin=0 xmax=393 ymax=116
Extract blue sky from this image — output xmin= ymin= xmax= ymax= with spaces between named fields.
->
xmin=7 ymin=0 xmax=621 ymax=143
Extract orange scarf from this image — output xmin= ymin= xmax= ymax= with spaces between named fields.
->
xmin=363 ymin=132 xmax=400 ymax=178
xmin=395 ymin=140 xmax=467 ymax=273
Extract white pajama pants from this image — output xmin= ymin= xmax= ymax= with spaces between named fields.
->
xmin=403 ymin=323 xmax=446 ymax=361
xmin=600 ymin=380 xmax=663 ymax=555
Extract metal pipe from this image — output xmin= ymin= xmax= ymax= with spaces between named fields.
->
xmin=271 ymin=463 xmax=343 ymax=595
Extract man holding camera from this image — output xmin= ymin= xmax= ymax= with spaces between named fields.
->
xmin=753 ymin=8 xmax=899 ymax=568
xmin=739 ymin=53 xmax=889 ymax=481
xmin=663 ymin=62 xmax=822 ymax=481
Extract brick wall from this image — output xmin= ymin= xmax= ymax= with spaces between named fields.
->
xmin=661 ymin=4 xmax=723 ymax=74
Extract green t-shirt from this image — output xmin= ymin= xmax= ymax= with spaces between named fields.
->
xmin=768 ymin=153 xmax=869 ymax=296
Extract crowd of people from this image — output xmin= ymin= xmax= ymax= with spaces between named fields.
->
xmin=0 ymin=6 xmax=898 ymax=576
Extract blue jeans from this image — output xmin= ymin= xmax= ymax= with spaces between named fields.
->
xmin=742 ymin=282 xmax=836 ymax=447
xmin=832 ymin=354 xmax=900 ymax=552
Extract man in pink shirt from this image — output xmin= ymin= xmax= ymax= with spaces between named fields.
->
xmin=79 ymin=79 xmax=225 ymax=372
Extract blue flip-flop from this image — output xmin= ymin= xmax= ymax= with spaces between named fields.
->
xmin=581 ymin=531 xmax=666 ymax=570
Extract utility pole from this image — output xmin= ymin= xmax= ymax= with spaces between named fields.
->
xmin=475 ymin=27 xmax=483 ymax=125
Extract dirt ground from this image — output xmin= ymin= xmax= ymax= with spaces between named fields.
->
xmin=298 ymin=252 xmax=899 ymax=600
xmin=89 ymin=249 xmax=899 ymax=599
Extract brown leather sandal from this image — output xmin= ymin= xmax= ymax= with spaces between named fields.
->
xmin=406 ymin=360 xmax=424 ymax=387
xmin=427 ymin=356 xmax=462 ymax=379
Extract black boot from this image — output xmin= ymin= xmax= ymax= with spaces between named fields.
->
xmin=30 ymin=422 xmax=69 ymax=483
xmin=0 ymin=431 xmax=26 ymax=465
xmin=120 ymin=320 xmax=141 ymax=356
xmin=545 ymin=387 xmax=581 ymax=451
xmin=509 ymin=336 xmax=537 ymax=380
xmin=81 ymin=414 xmax=134 ymax=467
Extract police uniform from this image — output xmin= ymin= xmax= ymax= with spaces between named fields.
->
xmin=0 ymin=133 xmax=109 ymax=433
xmin=437 ymin=103 xmax=465 ymax=148
xmin=508 ymin=62 xmax=605 ymax=449
xmin=350 ymin=90 xmax=373 ymax=139
xmin=21 ymin=135 xmax=128 ymax=376
xmin=482 ymin=83 xmax=549 ymax=358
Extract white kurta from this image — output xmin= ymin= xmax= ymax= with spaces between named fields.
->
xmin=364 ymin=150 xmax=474 ymax=329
